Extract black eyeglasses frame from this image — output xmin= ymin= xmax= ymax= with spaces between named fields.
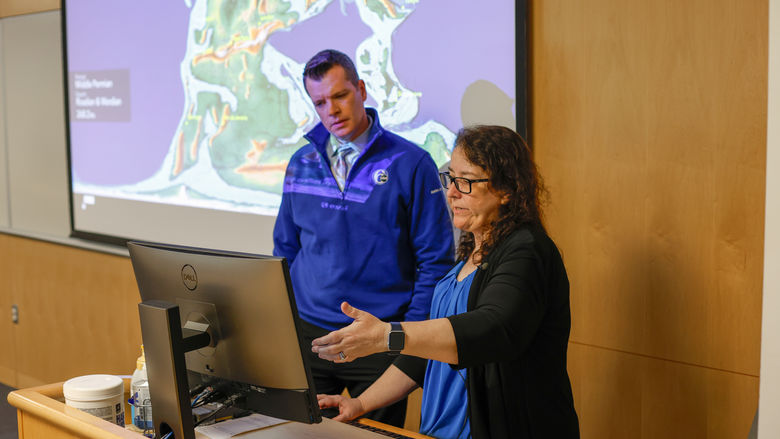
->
xmin=439 ymin=172 xmax=489 ymax=194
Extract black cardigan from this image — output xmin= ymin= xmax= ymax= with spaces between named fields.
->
xmin=396 ymin=225 xmax=579 ymax=439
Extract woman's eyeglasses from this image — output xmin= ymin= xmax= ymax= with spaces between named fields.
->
xmin=439 ymin=172 xmax=489 ymax=194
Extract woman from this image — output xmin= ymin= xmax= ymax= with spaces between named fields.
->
xmin=312 ymin=125 xmax=579 ymax=439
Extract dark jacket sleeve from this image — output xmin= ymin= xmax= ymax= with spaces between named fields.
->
xmin=447 ymin=229 xmax=548 ymax=368
xmin=392 ymin=354 xmax=427 ymax=387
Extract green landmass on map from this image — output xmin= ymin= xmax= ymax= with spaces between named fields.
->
xmin=170 ymin=0 xmax=453 ymax=198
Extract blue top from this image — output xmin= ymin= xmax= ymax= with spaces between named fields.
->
xmin=272 ymin=108 xmax=455 ymax=330
xmin=419 ymin=261 xmax=474 ymax=439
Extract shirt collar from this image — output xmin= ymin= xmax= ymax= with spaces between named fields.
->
xmin=328 ymin=113 xmax=374 ymax=156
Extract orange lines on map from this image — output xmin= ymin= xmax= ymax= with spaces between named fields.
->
xmin=211 ymin=106 xmax=220 ymax=126
xmin=192 ymin=20 xmax=284 ymax=68
xmin=173 ymin=131 xmax=186 ymax=177
xmin=235 ymin=139 xmax=288 ymax=185
xmin=367 ymin=0 xmax=398 ymax=18
xmin=189 ymin=119 xmax=203 ymax=161
xmin=239 ymin=53 xmax=249 ymax=82
xmin=172 ymin=104 xmax=205 ymax=177
xmin=246 ymin=139 xmax=267 ymax=160
xmin=210 ymin=104 xmax=231 ymax=147
xmin=240 ymin=0 xmax=261 ymax=21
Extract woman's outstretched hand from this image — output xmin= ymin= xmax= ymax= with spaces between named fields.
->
xmin=311 ymin=301 xmax=390 ymax=362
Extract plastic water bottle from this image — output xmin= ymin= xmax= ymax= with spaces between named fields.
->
xmin=130 ymin=345 xmax=153 ymax=431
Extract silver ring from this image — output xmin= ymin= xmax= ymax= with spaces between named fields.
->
xmin=338 ymin=351 xmax=346 ymax=360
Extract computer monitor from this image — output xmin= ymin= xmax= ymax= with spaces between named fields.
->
xmin=127 ymin=241 xmax=321 ymax=439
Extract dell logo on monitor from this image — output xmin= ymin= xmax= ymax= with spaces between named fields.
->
xmin=181 ymin=264 xmax=198 ymax=291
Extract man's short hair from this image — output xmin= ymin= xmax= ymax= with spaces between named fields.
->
xmin=303 ymin=49 xmax=360 ymax=89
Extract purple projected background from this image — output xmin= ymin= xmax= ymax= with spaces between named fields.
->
xmin=65 ymin=0 xmax=516 ymax=196
xmin=392 ymin=3 xmax=515 ymax=133
xmin=268 ymin=2 xmax=515 ymax=132
xmin=66 ymin=1 xmax=189 ymax=186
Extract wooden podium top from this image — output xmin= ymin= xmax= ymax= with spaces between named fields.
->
xmin=8 ymin=380 xmax=144 ymax=439
xmin=8 ymin=380 xmax=431 ymax=439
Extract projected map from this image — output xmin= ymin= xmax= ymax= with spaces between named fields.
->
xmin=69 ymin=0 xmax=516 ymax=216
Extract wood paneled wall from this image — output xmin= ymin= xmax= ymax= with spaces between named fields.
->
xmin=0 ymin=234 xmax=142 ymax=389
xmin=0 ymin=0 xmax=58 ymax=18
xmin=530 ymin=0 xmax=766 ymax=437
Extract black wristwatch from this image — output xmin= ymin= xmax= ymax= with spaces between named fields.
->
xmin=387 ymin=322 xmax=405 ymax=355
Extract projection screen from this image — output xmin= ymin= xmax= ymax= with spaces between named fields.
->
xmin=62 ymin=0 xmax=526 ymax=253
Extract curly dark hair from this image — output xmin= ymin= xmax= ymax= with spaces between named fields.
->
xmin=454 ymin=125 xmax=548 ymax=263
xmin=302 ymin=49 xmax=360 ymax=94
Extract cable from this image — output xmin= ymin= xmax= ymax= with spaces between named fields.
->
xmin=193 ymin=391 xmax=248 ymax=426
xmin=190 ymin=387 xmax=211 ymax=408
xmin=194 ymin=404 xmax=230 ymax=427
xmin=189 ymin=380 xmax=211 ymax=397
xmin=191 ymin=385 xmax=228 ymax=408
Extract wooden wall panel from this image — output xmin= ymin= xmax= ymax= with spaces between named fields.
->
xmin=0 ymin=234 xmax=17 ymax=385
xmin=567 ymin=343 xmax=643 ymax=439
xmin=568 ymin=343 xmax=758 ymax=439
xmin=404 ymin=388 xmax=422 ymax=433
xmin=0 ymin=18 xmax=8 ymax=230
xmin=640 ymin=0 xmax=765 ymax=375
xmin=531 ymin=0 xmax=766 ymax=436
xmin=532 ymin=0 xmax=654 ymax=354
xmin=0 ymin=0 xmax=59 ymax=18
xmin=3 ymin=235 xmax=141 ymax=388
xmin=641 ymin=356 xmax=758 ymax=439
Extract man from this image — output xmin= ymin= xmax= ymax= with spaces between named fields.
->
xmin=273 ymin=49 xmax=454 ymax=427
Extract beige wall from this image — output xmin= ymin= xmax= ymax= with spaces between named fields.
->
xmin=531 ymin=0 xmax=765 ymax=437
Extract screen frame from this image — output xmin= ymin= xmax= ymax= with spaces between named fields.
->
xmin=128 ymin=239 xmax=322 ymax=424
xmin=60 ymin=1 xmax=530 ymax=248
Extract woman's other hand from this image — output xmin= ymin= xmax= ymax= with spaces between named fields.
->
xmin=317 ymin=393 xmax=365 ymax=422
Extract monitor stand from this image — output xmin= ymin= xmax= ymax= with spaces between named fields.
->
xmin=139 ymin=300 xmax=211 ymax=439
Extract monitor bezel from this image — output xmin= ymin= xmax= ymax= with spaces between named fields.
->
xmin=128 ymin=240 xmax=322 ymax=427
